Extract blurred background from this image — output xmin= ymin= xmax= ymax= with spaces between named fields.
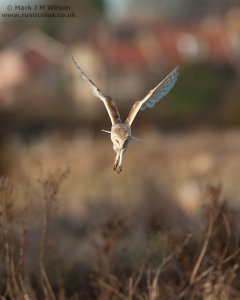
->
xmin=1 ymin=0 xmax=240 ymax=298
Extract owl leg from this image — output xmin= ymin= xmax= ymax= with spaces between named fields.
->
xmin=113 ymin=151 xmax=120 ymax=171
xmin=116 ymin=151 xmax=124 ymax=173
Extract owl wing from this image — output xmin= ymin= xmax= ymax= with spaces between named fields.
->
xmin=125 ymin=67 xmax=179 ymax=126
xmin=72 ymin=57 xmax=121 ymax=124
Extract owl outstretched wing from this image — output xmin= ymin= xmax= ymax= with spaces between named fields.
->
xmin=72 ymin=57 xmax=121 ymax=124
xmin=125 ymin=67 xmax=179 ymax=126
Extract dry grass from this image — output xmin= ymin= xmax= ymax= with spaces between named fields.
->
xmin=0 ymin=129 xmax=240 ymax=299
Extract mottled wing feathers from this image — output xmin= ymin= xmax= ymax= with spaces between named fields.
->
xmin=125 ymin=101 xmax=142 ymax=127
xmin=140 ymin=67 xmax=179 ymax=111
xmin=125 ymin=67 xmax=179 ymax=126
xmin=104 ymin=96 xmax=122 ymax=124
xmin=72 ymin=57 xmax=121 ymax=124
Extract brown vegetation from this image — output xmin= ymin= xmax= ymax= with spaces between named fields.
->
xmin=0 ymin=130 xmax=240 ymax=299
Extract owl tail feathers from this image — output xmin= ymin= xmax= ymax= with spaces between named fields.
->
xmin=130 ymin=136 xmax=144 ymax=142
xmin=101 ymin=130 xmax=111 ymax=134
xmin=101 ymin=130 xmax=144 ymax=142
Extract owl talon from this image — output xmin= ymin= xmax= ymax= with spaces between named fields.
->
xmin=113 ymin=163 xmax=118 ymax=171
xmin=117 ymin=166 xmax=122 ymax=173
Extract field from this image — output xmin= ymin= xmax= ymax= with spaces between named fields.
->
xmin=0 ymin=129 xmax=240 ymax=299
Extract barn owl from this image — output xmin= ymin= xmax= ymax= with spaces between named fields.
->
xmin=72 ymin=57 xmax=179 ymax=173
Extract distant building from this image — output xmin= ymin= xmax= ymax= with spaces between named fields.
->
xmin=97 ymin=17 xmax=240 ymax=69
xmin=0 ymin=14 xmax=239 ymax=125
xmin=0 ymin=30 xmax=67 ymax=108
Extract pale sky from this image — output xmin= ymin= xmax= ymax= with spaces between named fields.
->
xmin=103 ymin=0 xmax=129 ymax=21
xmin=102 ymin=0 xmax=181 ymax=21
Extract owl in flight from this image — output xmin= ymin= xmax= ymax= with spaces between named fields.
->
xmin=72 ymin=57 xmax=179 ymax=173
